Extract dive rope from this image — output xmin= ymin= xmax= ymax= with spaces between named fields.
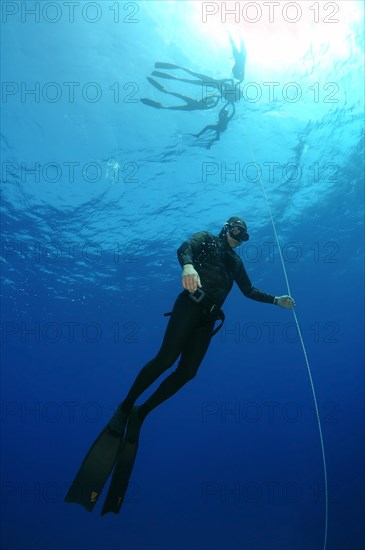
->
xmin=245 ymin=136 xmax=328 ymax=550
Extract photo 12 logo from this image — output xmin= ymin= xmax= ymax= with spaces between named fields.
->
xmin=2 ymin=160 xmax=139 ymax=184
xmin=1 ymin=2 xmax=140 ymax=24
xmin=201 ymin=2 xmax=340 ymax=24
xmin=1 ymin=81 xmax=140 ymax=104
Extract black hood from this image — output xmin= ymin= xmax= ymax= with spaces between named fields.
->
xmin=219 ymin=216 xmax=249 ymax=243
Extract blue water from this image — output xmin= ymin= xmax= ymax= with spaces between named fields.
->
xmin=1 ymin=2 xmax=364 ymax=549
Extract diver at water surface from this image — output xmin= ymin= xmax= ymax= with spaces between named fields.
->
xmin=141 ymin=35 xmax=246 ymax=111
xmin=65 ymin=216 xmax=295 ymax=515
xmin=149 ymin=33 xmax=246 ymax=87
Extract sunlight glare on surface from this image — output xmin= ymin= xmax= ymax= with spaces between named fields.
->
xmin=187 ymin=1 xmax=363 ymax=71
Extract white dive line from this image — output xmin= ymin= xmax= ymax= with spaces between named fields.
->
xmin=244 ymin=136 xmax=328 ymax=550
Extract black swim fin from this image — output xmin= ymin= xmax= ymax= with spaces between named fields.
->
xmin=64 ymin=409 xmax=128 ymax=512
xmin=101 ymin=407 xmax=143 ymax=515
xmin=154 ymin=62 xmax=181 ymax=69
xmin=151 ymin=70 xmax=180 ymax=81
xmin=140 ymin=98 xmax=164 ymax=109
xmin=146 ymin=76 xmax=166 ymax=92
xmin=151 ymin=71 xmax=201 ymax=86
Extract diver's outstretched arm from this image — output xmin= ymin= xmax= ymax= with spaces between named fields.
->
xmin=221 ymin=101 xmax=236 ymax=120
xmin=228 ymin=103 xmax=236 ymax=120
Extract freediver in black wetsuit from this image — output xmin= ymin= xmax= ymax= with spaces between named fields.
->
xmin=190 ymin=103 xmax=235 ymax=149
xmin=115 ymin=216 xmax=295 ymax=427
xmin=65 ymin=217 xmax=296 ymax=515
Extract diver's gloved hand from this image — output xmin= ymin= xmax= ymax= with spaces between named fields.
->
xmin=274 ymin=295 xmax=296 ymax=309
xmin=182 ymin=264 xmax=202 ymax=292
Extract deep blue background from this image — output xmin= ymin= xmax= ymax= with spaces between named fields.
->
xmin=1 ymin=2 xmax=364 ymax=549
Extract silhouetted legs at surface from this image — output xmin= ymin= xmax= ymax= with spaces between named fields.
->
xmin=152 ymin=63 xmax=234 ymax=88
xmin=228 ymin=34 xmax=247 ymax=82
xmin=140 ymin=77 xmax=220 ymax=111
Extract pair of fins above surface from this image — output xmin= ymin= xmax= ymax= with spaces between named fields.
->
xmin=64 ymin=406 xmax=143 ymax=515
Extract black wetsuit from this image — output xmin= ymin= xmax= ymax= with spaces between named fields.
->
xmin=121 ymin=232 xmax=275 ymax=419
xmin=192 ymin=104 xmax=235 ymax=149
